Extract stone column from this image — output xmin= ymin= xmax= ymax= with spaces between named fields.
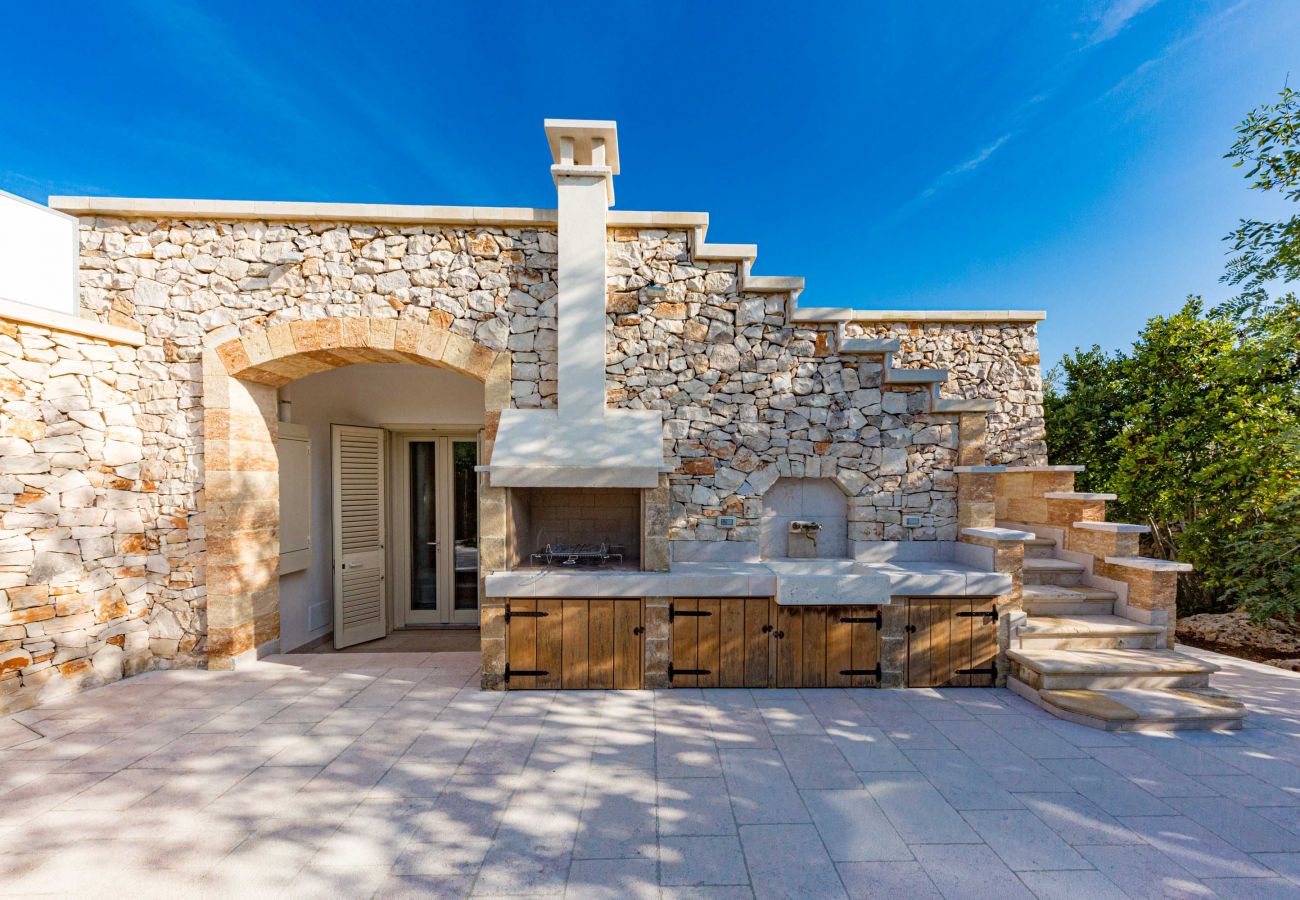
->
xmin=202 ymin=349 xmax=281 ymax=671
xmin=643 ymin=596 xmax=671 ymax=688
xmin=480 ymin=354 xmax=511 ymax=690
xmin=959 ymin=527 xmax=1030 ymax=687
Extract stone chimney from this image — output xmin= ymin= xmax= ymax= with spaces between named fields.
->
xmin=486 ymin=120 xmax=666 ymax=488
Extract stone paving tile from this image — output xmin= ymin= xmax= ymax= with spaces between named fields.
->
xmin=1168 ymin=795 xmax=1300 ymax=853
xmin=1201 ymin=876 xmax=1300 ymax=898
xmin=1119 ymin=815 xmax=1279 ymax=879
xmin=800 ymin=788 xmax=912 ymax=861
xmin=772 ymin=734 xmax=860 ymax=789
xmin=1077 ymin=843 xmax=1216 ymax=898
xmin=565 ymin=857 xmax=658 ymax=898
xmin=1040 ymin=756 xmax=1177 ymax=816
xmin=658 ymin=777 xmax=737 ymax=836
xmin=1016 ymin=868 xmax=1130 ymax=899
xmin=739 ymin=823 xmax=848 ymax=899
xmin=1014 ymin=791 xmax=1144 ymax=846
xmin=5 ymin=650 xmax=1300 ymax=897
xmin=719 ymin=748 xmax=809 ymax=825
xmin=860 ymin=770 xmax=982 ymax=844
xmin=910 ymin=843 xmax=1036 ymax=900
xmin=904 ymin=748 xmax=1024 ymax=810
xmin=961 ymin=808 xmax=1092 ymax=871
xmin=822 ymin=723 xmax=914 ymax=772
xmin=1251 ymin=852 xmax=1300 ymax=885
xmin=837 ymin=861 xmax=942 ymax=899
xmin=660 ymin=835 xmax=750 ymax=886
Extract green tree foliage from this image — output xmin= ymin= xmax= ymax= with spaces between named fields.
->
xmin=1045 ymin=88 xmax=1300 ymax=621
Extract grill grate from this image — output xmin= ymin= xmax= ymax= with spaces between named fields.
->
xmin=530 ymin=543 xmax=625 ymax=567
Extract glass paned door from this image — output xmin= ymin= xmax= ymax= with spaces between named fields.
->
xmin=394 ymin=434 xmax=480 ymax=626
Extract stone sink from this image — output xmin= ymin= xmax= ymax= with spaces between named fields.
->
xmin=763 ymin=558 xmax=893 ymax=607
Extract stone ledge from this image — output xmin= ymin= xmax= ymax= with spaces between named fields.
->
xmin=1075 ymin=522 xmax=1150 ymax=534
xmin=1104 ymin=556 xmax=1194 ymax=573
xmin=1044 ymin=491 xmax=1117 ymax=501
xmin=793 ymin=307 xmax=1047 ymax=323
xmin=961 ymin=526 xmax=1036 ymax=542
xmin=0 ymin=298 xmax=145 ymax=346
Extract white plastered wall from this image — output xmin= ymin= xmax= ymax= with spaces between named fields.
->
xmin=277 ymin=363 xmax=485 ymax=652
xmin=0 ymin=189 xmax=79 ymax=315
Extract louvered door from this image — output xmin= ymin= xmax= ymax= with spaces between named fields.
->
xmin=332 ymin=425 xmax=386 ymax=649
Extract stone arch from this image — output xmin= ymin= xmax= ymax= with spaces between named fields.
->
xmin=201 ymin=316 xmax=509 ymax=669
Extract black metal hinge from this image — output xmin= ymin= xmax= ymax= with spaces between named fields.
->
xmin=956 ymin=661 xmax=998 ymax=679
xmin=504 ymin=604 xmax=550 ymax=623
xmin=668 ymin=664 xmax=711 ymax=679
xmin=503 ymin=664 xmax=549 ymax=682
xmin=840 ymin=611 xmax=883 ymax=629
xmin=669 ymin=603 xmax=713 ymax=621
xmin=956 ymin=609 xmax=998 ymax=624
xmin=838 ymin=662 xmax=883 ymax=680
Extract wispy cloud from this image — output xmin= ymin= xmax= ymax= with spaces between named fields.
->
xmin=1085 ymin=0 xmax=1161 ymax=46
xmin=912 ymin=132 xmax=1016 ymax=205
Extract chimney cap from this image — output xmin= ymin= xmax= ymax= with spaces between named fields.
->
xmin=544 ymin=119 xmax=620 ymax=174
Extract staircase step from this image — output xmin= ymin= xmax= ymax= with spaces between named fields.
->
xmin=1022 ymin=584 xmax=1116 ymax=615
xmin=839 ymin=338 xmax=899 ymax=354
xmin=1032 ymin=687 xmax=1245 ymax=732
xmin=1020 ymin=615 xmax=1163 ymax=650
xmin=1007 ymin=647 xmax=1217 ymax=690
xmin=884 ymin=367 xmax=948 ymax=384
xmin=1023 ymin=557 xmax=1085 ymax=585
xmin=1023 ymin=537 xmax=1057 ymax=559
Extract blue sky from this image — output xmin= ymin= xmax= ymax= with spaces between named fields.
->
xmin=2 ymin=0 xmax=1296 ymax=369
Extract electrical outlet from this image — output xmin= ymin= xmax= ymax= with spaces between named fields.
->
xmin=902 ymin=514 xmax=923 ymax=528
xmin=717 ymin=515 xmax=737 ymax=529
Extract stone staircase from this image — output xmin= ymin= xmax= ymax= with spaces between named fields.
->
xmin=1008 ymin=529 xmax=1245 ymax=732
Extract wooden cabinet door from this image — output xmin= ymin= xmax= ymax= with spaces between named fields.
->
xmin=672 ymin=598 xmax=770 ymax=688
xmin=507 ymin=599 xmax=642 ymax=690
xmin=775 ymin=604 xmax=881 ymax=688
xmin=905 ymin=598 xmax=997 ymax=687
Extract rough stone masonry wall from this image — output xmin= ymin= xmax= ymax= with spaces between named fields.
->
xmin=0 ymin=321 xmax=164 ymax=714
xmin=595 ymin=229 xmax=1047 ymax=542
xmin=15 ymin=213 xmax=1046 ymax=702
xmin=848 ymin=321 xmax=1047 ymax=466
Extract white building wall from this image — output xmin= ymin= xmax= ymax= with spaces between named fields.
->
xmin=277 ymin=363 xmax=484 ymax=652
xmin=0 ymin=190 xmax=79 ymax=315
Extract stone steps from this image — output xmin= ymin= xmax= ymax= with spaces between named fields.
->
xmin=1023 ymin=556 xmax=1085 ymax=585
xmin=1010 ymin=684 xmax=1245 ymax=732
xmin=1022 ymin=584 xmax=1118 ymax=616
xmin=1019 ymin=614 xmax=1164 ymax=650
xmin=1007 ymin=647 xmax=1217 ymax=690
xmin=1023 ymin=537 xmax=1057 ymax=559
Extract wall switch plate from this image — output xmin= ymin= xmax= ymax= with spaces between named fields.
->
xmin=717 ymin=515 xmax=737 ymax=529
xmin=902 ymin=514 xmax=924 ymax=528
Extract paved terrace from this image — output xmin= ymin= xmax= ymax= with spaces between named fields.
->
xmin=2 ymin=648 xmax=1299 ymax=899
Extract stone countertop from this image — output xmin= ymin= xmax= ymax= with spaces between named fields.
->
xmin=484 ymin=559 xmax=1012 ymax=603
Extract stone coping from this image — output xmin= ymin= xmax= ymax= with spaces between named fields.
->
xmin=1044 ymin=491 xmax=1117 ymax=501
xmin=1074 ymin=521 xmax=1150 ymax=534
xmin=484 ymin=559 xmax=1011 ymax=602
xmin=961 ymin=526 xmax=1036 ymax=542
xmin=1103 ymin=556 xmax=1194 ymax=573
xmin=954 ymin=464 xmax=1085 ymax=473
xmin=794 ymin=306 xmax=1047 ymax=323
xmin=0 ymin=297 xmax=145 ymax=346
xmin=49 ymin=195 xmax=710 ymax=229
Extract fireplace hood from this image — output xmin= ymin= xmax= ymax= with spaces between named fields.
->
xmin=487 ymin=120 xmax=668 ymax=489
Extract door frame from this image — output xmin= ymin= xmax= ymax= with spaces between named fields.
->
xmin=388 ymin=428 xmax=482 ymax=628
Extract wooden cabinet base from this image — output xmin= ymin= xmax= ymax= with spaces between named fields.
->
xmin=505 ymin=598 xmax=643 ymax=690
xmin=904 ymin=597 xmax=998 ymax=687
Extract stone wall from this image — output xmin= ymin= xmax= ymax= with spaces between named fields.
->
xmin=848 ymin=321 xmax=1047 ymax=466
xmin=0 ymin=321 xmax=163 ymax=714
xmin=0 ymin=211 xmax=1049 ymax=697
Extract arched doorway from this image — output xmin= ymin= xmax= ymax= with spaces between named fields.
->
xmin=201 ymin=316 xmax=509 ymax=670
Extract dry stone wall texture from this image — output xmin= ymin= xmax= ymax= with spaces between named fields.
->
xmin=0 ymin=213 xmax=1046 ymax=709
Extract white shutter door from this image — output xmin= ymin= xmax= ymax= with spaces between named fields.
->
xmin=332 ymin=425 xmax=386 ymax=649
